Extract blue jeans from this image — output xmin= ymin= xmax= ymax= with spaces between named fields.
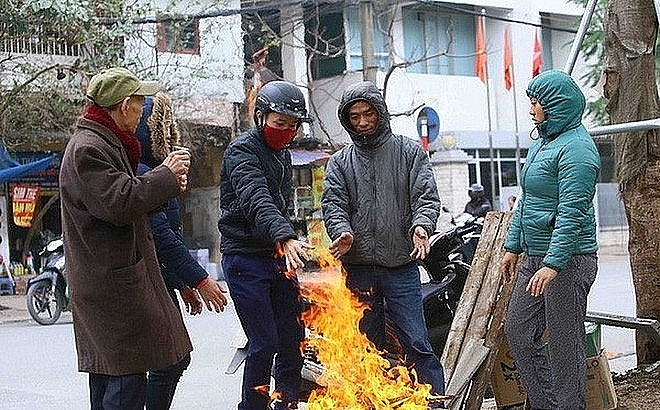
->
xmin=223 ymin=254 xmax=305 ymax=410
xmin=345 ymin=263 xmax=446 ymax=394
xmin=89 ymin=372 xmax=146 ymax=410
xmin=146 ymin=354 xmax=191 ymax=410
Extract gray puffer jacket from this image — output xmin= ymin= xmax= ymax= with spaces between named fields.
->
xmin=322 ymin=82 xmax=441 ymax=267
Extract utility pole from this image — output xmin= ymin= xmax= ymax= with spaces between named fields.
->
xmin=359 ymin=1 xmax=376 ymax=83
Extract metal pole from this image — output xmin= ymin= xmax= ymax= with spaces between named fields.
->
xmin=481 ymin=11 xmax=496 ymax=205
xmin=564 ymin=0 xmax=598 ymax=75
xmin=507 ymin=24 xmax=522 ymax=186
xmin=587 ymin=118 xmax=660 ymax=136
xmin=360 ymin=1 xmax=377 ymax=83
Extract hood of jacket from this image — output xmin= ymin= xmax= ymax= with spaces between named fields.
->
xmin=526 ymin=70 xmax=585 ymax=140
xmin=337 ymin=81 xmax=391 ymax=148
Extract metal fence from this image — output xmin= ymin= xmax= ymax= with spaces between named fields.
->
xmin=0 ymin=23 xmax=83 ymax=57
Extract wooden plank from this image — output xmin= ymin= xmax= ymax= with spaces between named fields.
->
xmin=464 ymin=212 xmax=512 ymax=340
xmin=486 ymin=254 xmax=524 ymax=348
xmin=465 ymin=249 xmax=523 ymax=409
xmin=459 ymin=212 xmax=515 ymax=409
xmin=445 ymin=337 xmax=490 ymax=397
xmin=441 ymin=211 xmax=503 ymax=381
xmin=449 ymin=389 xmax=466 ymax=410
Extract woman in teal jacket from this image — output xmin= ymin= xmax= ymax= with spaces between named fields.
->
xmin=500 ymin=70 xmax=600 ymax=410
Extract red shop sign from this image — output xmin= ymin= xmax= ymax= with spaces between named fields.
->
xmin=12 ymin=185 xmax=40 ymax=227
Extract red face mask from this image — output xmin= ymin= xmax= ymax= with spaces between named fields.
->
xmin=263 ymin=124 xmax=297 ymax=150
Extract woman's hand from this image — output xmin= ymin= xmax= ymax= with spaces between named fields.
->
xmin=500 ymin=252 xmax=519 ymax=282
xmin=526 ymin=266 xmax=558 ymax=296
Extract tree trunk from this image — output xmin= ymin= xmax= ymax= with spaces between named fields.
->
xmin=604 ymin=0 xmax=660 ymax=364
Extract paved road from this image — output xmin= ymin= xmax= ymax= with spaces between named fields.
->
xmin=0 ymin=299 xmax=245 ymax=410
xmin=0 ymin=245 xmax=637 ymax=409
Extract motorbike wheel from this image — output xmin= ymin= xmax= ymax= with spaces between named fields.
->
xmin=26 ymin=280 xmax=62 ymax=325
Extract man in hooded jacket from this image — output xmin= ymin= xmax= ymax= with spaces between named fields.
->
xmin=321 ymin=81 xmax=446 ymax=396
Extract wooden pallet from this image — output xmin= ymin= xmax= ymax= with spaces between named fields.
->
xmin=441 ymin=211 xmax=522 ymax=409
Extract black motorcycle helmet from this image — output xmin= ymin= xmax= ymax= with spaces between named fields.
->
xmin=253 ymin=80 xmax=309 ymax=128
xmin=468 ymin=183 xmax=485 ymax=201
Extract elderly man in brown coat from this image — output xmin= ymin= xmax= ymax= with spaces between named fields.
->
xmin=59 ymin=67 xmax=193 ymax=410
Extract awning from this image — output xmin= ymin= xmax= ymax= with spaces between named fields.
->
xmin=290 ymin=149 xmax=331 ymax=167
xmin=0 ymin=150 xmax=57 ymax=184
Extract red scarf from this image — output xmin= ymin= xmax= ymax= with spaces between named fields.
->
xmin=83 ymin=104 xmax=142 ymax=173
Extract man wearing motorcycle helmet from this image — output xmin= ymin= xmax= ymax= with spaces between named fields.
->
xmin=464 ymin=183 xmax=492 ymax=218
xmin=219 ymin=80 xmax=313 ymax=410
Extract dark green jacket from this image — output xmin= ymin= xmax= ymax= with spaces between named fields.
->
xmin=504 ymin=70 xmax=600 ymax=271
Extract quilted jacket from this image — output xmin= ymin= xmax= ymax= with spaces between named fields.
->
xmin=504 ymin=70 xmax=600 ymax=271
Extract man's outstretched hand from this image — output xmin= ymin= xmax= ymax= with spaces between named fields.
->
xmin=180 ymin=286 xmax=203 ymax=315
xmin=196 ymin=277 xmax=228 ymax=312
xmin=281 ymin=238 xmax=314 ymax=273
xmin=329 ymin=232 xmax=354 ymax=260
xmin=410 ymin=226 xmax=430 ymax=260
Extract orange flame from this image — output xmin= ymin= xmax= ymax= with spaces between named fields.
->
xmin=252 ymin=385 xmax=287 ymax=407
xmin=300 ymin=248 xmax=444 ymax=409
xmin=253 ymin=384 xmax=270 ymax=396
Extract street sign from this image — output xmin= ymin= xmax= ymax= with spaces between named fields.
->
xmin=416 ymin=107 xmax=440 ymax=148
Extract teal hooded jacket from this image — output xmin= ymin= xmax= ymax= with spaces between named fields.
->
xmin=504 ymin=70 xmax=600 ymax=271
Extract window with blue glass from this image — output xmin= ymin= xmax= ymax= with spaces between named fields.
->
xmin=344 ymin=6 xmax=390 ymax=71
xmin=402 ymin=8 xmax=475 ymax=76
xmin=305 ymin=7 xmax=346 ymax=80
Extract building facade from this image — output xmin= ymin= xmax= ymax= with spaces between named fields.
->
xmin=245 ymin=0 xmax=625 ymax=240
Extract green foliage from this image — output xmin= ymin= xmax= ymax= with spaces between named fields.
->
xmin=1 ymin=87 xmax=81 ymax=150
xmin=569 ymin=0 xmax=609 ymax=125
xmin=585 ymin=96 xmax=610 ymax=126
xmin=0 ymin=0 xmax=149 ymax=147
xmin=571 ymin=0 xmax=660 ymax=125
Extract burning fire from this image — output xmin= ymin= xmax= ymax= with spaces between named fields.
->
xmin=300 ymin=248 xmax=443 ymax=409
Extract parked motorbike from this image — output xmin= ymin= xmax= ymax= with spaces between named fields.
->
xmin=26 ymin=236 xmax=69 ymax=325
xmin=417 ymin=216 xmax=480 ymax=357
xmin=446 ymin=208 xmax=483 ymax=265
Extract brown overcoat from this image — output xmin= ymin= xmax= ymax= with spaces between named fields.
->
xmin=59 ymin=117 xmax=193 ymax=375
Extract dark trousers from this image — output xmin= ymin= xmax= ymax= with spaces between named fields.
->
xmin=89 ymin=372 xmax=146 ymax=410
xmin=505 ymin=254 xmax=597 ymax=410
xmin=344 ymin=262 xmax=446 ymax=394
xmin=223 ymin=253 xmax=305 ymax=410
xmin=146 ymin=354 xmax=191 ymax=410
